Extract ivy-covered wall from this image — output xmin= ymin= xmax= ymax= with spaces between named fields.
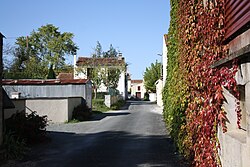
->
xmin=163 ymin=0 xmax=241 ymax=166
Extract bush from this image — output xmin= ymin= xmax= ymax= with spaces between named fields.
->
xmin=144 ymin=92 xmax=149 ymax=101
xmin=72 ymin=104 xmax=92 ymax=121
xmin=92 ymin=99 xmax=109 ymax=112
xmin=111 ymin=100 xmax=125 ymax=110
xmin=5 ymin=111 xmax=48 ymax=144
xmin=2 ymin=131 xmax=28 ymax=160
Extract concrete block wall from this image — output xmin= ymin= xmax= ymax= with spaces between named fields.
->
xmin=219 ymin=28 xmax=250 ymax=167
xmin=4 ymin=97 xmax=83 ymax=123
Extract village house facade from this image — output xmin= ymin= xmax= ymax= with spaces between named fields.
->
xmin=130 ymin=80 xmax=146 ymax=99
xmin=74 ymin=55 xmax=128 ymax=100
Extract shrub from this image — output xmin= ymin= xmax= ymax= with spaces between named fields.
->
xmin=92 ymin=99 xmax=109 ymax=112
xmin=5 ymin=111 xmax=48 ymax=144
xmin=111 ymin=100 xmax=125 ymax=110
xmin=2 ymin=131 xmax=28 ymax=160
xmin=72 ymin=104 xmax=92 ymax=121
xmin=144 ymin=92 xmax=149 ymax=101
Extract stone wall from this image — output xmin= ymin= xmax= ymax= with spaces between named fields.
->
xmin=219 ymin=28 xmax=250 ymax=167
xmin=104 ymin=95 xmax=122 ymax=108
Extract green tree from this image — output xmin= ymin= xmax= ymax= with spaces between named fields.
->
xmin=92 ymin=41 xmax=103 ymax=58
xmin=47 ymin=64 xmax=56 ymax=79
xmin=102 ymin=44 xmax=122 ymax=89
xmin=103 ymin=44 xmax=118 ymax=58
xmin=143 ymin=60 xmax=162 ymax=93
xmin=9 ymin=24 xmax=78 ymax=79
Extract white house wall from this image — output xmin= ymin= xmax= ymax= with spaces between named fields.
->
xmin=162 ymin=35 xmax=168 ymax=86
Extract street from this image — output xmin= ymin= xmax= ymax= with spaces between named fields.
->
xmin=15 ymin=101 xmax=186 ymax=167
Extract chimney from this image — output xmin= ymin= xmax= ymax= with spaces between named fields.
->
xmin=118 ymin=53 xmax=124 ymax=60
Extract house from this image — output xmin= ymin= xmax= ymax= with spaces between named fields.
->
xmin=211 ymin=1 xmax=250 ymax=166
xmin=57 ymin=73 xmax=74 ymax=80
xmin=155 ymin=79 xmax=163 ymax=106
xmin=3 ymin=79 xmax=92 ymax=123
xmin=130 ymin=80 xmax=146 ymax=99
xmin=74 ymin=55 xmax=128 ymax=100
xmin=162 ymin=34 xmax=168 ymax=86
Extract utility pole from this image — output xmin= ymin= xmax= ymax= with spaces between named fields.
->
xmin=0 ymin=33 xmax=5 ymax=146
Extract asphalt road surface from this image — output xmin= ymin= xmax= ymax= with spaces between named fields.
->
xmin=10 ymin=101 xmax=187 ymax=167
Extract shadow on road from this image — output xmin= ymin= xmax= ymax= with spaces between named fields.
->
xmin=90 ymin=101 xmax=158 ymax=121
xmin=90 ymin=112 xmax=131 ymax=121
xmin=21 ymin=131 xmax=188 ymax=167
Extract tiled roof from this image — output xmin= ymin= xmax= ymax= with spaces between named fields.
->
xmin=2 ymin=79 xmax=89 ymax=85
xmin=76 ymin=57 xmax=125 ymax=67
xmin=131 ymin=80 xmax=143 ymax=84
xmin=57 ymin=73 xmax=74 ymax=80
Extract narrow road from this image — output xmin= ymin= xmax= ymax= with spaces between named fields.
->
xmin=17 ymin=101 xmax=186 ymax=167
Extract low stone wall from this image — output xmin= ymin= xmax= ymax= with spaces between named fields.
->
xmin=4 ymin=97 xmax=84 ymax=123
xmin=104 ymin=95 xmax=122 ymax=108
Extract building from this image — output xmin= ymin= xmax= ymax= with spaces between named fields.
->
xmin=74 ymin=55 xmax=128 ymax=100
xmin=3 ymin=79 xmax=92 ymax=123
xmin=130 ymin=80 xmax=146 ymax=99
xmin=211 ymin=1 xmax=250 ymax=166
xmin=162 ymin=34 xmax=168 ymax=86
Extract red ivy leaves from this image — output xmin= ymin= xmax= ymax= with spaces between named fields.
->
xmin=177 ymin=0 xmax=240 ymax=166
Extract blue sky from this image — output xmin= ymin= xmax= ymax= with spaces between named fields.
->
xmin=0 ymin=0 xmax=170 ymax=79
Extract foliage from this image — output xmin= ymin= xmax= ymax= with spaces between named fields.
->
xmin=5 ymin=111 xmax=48 ymax=144
xmin=162 ymin=0 xmax=190 ymax=159
xmin=143 ymin=92 xmax=149 ymax=101
xmin=163 ymin=0 xmax=241 ymax=166
xmin=72 ymin=103 xmax=92 ymax=121
xmin=92 ymin=99 xmax=110 ymax=112
xmin=143 ymin=60 xmax=162 ymax=93
xmin=92 ymin=41 xmax=103 ymax=58
xmin=47 ymin=64 xmax=56 ymax=79
xmin=77 ymin=42 xmax=124 ymax=96
xmin=110 ymin=100 xmax=125 ymax=110
xmin=7 ymin=24 xmax=78 ymax=79
xmin=2 ymin=131 xmax=28 ymax=160
xmin=102 ymin=44 xmax=122 ymax=89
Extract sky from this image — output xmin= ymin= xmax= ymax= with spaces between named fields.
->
xmin=0 ymin=0 xmax=170 ymax=79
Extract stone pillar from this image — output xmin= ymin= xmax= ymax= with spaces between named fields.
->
xmin=245 ymin=82 xmax=250 ymax=166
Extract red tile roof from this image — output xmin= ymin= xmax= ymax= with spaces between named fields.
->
xmin=131 ymin=80 xmax=143 ymax=84
xmin=57 ymin=73 xmax=74 ymax=80
xmin=76 ymin=57 xmax=125 ymax=67
xmin=2 ymin=79 xmax=89 ymax=85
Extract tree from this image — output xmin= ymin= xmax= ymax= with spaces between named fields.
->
xmin=47 ymin=64 xmax=56 ymax=79
xmin=143 ymin=60 xmax=162 ymax=93
xmin=92 ymin=41 xmax=102 ymax=58
xmin=103 ymin=44 xmax=118 ymax=58
xmin=102 ymin=44 xmax=122 ymax=90
xmin=9 ymin=24 xmax=78 ymax=79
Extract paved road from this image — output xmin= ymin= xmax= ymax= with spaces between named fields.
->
xmin=13 ymin=101 xmax=186 ymax=167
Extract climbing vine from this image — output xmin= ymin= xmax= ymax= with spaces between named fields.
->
xmin=163 ymin=0 xmax=241 ymax=166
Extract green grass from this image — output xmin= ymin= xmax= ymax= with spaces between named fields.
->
xmin=92 ymin=99 xmax=126 ymax=112
xmin=65 ymin=119 xmax=80 ymax=124
xmin=92 ymin=99 xmax=110 ymax=112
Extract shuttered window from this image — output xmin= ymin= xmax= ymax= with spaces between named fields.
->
xmin=224 ymin=0 xmax=250 ymax=42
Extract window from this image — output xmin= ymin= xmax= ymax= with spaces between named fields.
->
xmin=138 ymin=86 xmax=141 ymax=91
